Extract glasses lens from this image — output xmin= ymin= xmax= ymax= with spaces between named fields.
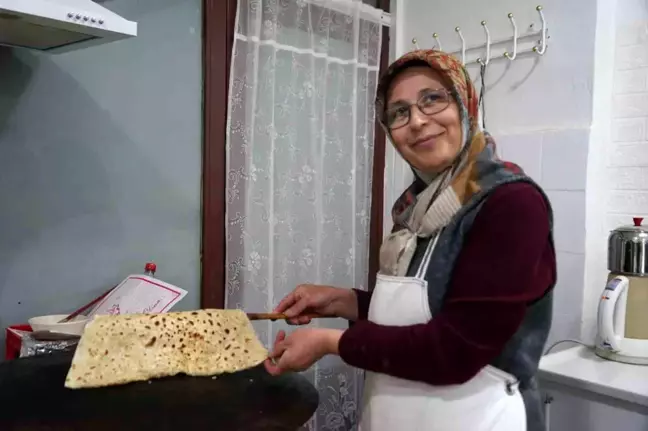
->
xmin=418 ymin=90 xmax=450 ymax=116
xmin=386 ymin=106 xmax=410 ymax=129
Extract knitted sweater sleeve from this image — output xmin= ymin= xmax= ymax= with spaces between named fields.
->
xmin=338 ymin=182 xmax=555 ymax=385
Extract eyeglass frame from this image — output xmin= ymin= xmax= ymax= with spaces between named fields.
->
xmin=382 ymin=88 xmax=453 ymax=131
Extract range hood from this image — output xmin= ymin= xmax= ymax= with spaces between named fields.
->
xmin=0 ymin=0 xmax=137 ymax=53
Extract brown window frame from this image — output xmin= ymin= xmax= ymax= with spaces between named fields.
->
xmin=201 ymin=0 xmax=390 ymax=308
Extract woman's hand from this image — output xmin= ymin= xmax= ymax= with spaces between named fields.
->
xmin=264 ymin=328 xmax=343 ymax=376
xmin=274 ymin=284 xmax=358 ymax=324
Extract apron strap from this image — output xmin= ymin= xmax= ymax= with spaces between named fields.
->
xmin=414 ymin=230 xmax=442 ymax=280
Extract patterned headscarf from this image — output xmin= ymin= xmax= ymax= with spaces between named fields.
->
xmin=377 ymin=49 xmax=523 ymax=276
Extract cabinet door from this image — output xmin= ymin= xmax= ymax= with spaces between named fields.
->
xmin=543 ymin=390 xmax=648 ymax=431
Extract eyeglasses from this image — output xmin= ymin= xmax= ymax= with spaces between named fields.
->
xmin=384 ymin=89 xmax=452 ymax=130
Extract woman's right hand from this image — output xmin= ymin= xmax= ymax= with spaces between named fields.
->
xmin=274 ymin=284 xmax=358 ymax=325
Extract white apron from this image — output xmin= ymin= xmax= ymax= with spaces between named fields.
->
xmin=359 ymin=234 xmax=527 ymax=431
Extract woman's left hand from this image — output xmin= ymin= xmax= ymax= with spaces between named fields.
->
xmin=264 ymin=327 xmax=343 ymax=376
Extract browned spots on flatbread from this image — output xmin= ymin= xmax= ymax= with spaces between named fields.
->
xmin=64 ymin=309 xmax=268 ymax=389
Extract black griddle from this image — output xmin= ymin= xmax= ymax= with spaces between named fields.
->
xmin=0 ymin=350 xmax=318 ymax=430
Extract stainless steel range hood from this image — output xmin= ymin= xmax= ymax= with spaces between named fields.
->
xmin=0 ymin=0 xmax=137 ymax=53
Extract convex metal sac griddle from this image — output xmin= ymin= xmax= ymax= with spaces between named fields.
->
xmin=0 ymin=349 xmax=318 ymax=430
xmin=0 ymin=309 xmax=320 ymax=431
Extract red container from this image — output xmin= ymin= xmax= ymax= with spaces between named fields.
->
xmin=5 ymin=324 xmax=32 ymax=360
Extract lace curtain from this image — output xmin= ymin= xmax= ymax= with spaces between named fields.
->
xmin=225 ymin=0 xmax=383 ymax=429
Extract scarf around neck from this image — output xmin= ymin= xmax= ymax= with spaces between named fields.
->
xmin=377 ymin=49 xmax=526 ymax=277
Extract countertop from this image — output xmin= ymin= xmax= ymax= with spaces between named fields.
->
xmin=538 ymin=346 xmax=648 ymax=409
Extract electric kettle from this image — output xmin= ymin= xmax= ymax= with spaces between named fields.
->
xmin=596 ymin=217 xmax=648 ymax=365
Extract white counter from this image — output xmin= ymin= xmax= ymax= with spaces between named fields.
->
xmin=538 ymin=346 xmax=648 ymax=410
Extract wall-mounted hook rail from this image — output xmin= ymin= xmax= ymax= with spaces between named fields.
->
xmin=503 ymin=13 xmax=518 ymax=60
xmin=476 ymin=20 xmax=491 ymax=66
xmin=433 ymin=33 xmax=442 ymax=50
xmin=410 ymin=5 xmax=548 ymax=65
xmin=455 ymin=27 xmax=466 ymax=64
xmin=532 ymin=5 xmax=547 ymax=55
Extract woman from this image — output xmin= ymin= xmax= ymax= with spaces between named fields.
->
xmin=264 ymin=49 xmax=555 ymax=431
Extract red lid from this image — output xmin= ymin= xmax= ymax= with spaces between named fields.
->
xmin=144 ymin=262 xmax=157 ymax=273
xmin=633 ymin=217 xmax=644 ymax=227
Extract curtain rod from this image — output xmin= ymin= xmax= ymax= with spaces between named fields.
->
xmin=301 ymin=0 xmax=392 ymax=27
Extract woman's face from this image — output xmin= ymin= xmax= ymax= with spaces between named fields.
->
xmin=386 ymin=66 xmax=463 ymax=174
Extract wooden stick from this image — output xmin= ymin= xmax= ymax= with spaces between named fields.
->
xmin=246 ymin=312 xmax=321 ymax=321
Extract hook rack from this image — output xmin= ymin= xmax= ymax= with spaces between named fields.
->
xmin=503 ymin=13 xmax=517 ymax=60
xmin=455 ymin=27 xmax=465 ymax=64
xmin=532 ymin=6 xmax=547 ymax=55
xmin=476 ymin=21 xmax=491 ymax=66
xmin=411 ymin=5 xmax=549 ymax=66
xmin=433 ymin=33 xmax=442 ymax=50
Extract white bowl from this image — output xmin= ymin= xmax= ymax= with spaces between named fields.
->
xmin=28 ymin=314 xmax=90 ymax=336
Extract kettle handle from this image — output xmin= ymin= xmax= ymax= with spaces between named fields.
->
xmin=597 ymin=276 xmax=628 ymax=351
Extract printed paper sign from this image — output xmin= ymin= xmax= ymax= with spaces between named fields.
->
xmin=90 ymin=275 xmax=187 ymax=316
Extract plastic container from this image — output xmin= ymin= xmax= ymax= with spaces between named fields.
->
xmin=27 ymin=314 xmax=90 ymax=336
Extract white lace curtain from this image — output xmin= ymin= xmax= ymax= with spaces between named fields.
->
xmin=225 ymin=0 xmax=383 ymax=429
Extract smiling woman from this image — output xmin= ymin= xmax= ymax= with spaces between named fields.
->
xmin=269 ymin=49 xmax=557 ymax=431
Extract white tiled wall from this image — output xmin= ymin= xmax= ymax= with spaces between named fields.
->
xmin=609 ymin=21 xmax=648 ymax=233
xmin=498 ymin=128 xmax=589 ymax=346
xmin=580 ymin=18 xmax=648 ymax=340
xmin=581 ymin=4 xmax=648 ymax=345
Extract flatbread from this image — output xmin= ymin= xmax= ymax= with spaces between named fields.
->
xmin=64 ymin=309 xmax=268 ymax=389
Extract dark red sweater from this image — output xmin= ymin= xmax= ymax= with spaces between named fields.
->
xmin=338 ymin=182 xmax=555 ymax=385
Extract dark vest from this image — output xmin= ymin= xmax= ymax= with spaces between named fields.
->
xmin=405 ymin=177 xmax=555 ymax=431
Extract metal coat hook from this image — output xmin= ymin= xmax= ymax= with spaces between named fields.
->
xmin=455 ymin=27 xmax=466 ymax=65
xmin=476 ymin=20 xmax=491 ymax=66
xmin=533 ymin=5 xmax=547 ymax=55
xmin=433 ymin=33 xmax=442 ymax=50
xmin=503 ymin=13 xmax=518 ymax=60
xmin=412 ymin=37 xmax=420 ymax=50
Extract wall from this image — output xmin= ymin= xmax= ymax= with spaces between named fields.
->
xmin=582 ymin=0 xmax=648 ymax=343
xmin=390 ymin=0 xmax=595 ymax=348
xmin=0 ymin=0 xmax=202 ymax=353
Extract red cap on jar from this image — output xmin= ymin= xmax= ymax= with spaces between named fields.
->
xmin=144 ymin=262 xmax=157 ymax=273
xmin=633 ymin=217 xmax=644 ymax=227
